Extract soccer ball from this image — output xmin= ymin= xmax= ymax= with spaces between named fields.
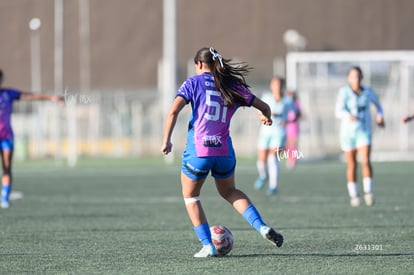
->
xmin=210 ymin=225 xmax=234 ymax=256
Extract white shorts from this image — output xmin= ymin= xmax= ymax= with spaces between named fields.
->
xmin=257 ymin=129 xmax=286 ymax=150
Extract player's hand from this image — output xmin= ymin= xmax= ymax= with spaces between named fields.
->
xmin=402 ymin=116 xmax=413 ymax=124
xmin=349 ymin=115 xmax=358 ymax=121
xmin=258 ymin=113 xmax=272 ymax=126
xmin=51 ymin=95 xmax=65 ymax=105
xmin=161 ymin=141 xmax=173 ymax=155
xmin=376 ymin=115 xmax=385 ymax=128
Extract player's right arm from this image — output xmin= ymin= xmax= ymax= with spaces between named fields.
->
xmin=335 ymin=88 xmax=357 ymax=121
xmin=161 ymin=96 xmax=187 ymax=155
xmin=367 ymin=88 xmax=385 ymax=128
xmin=252 ymin=97 xmax=272 ymax=126
xmin=19 ymin=91 xmax=64 ymax=104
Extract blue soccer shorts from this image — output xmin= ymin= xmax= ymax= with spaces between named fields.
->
xmin=181 ymin=149 xmax=236 ymax=180
xmin=0 ymin=139 xmax=14 ymax=151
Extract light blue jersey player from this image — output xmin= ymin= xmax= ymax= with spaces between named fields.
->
xmin=335 ymin=66 xmax=385 ymax=207
xmin=254 ymin=76 xmax=297 ymax=195
xmin=257 ymin=92 xmax=289 ymax=150
xmin=335 ymin=85 xmax=383 ymax=151
xmin=161 ymin=47 xmax=284 ymax=257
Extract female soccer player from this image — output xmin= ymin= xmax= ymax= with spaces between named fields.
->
xmin=0 ymin=69 xmax=64 ymax=208
xmin=254 ymin=76 xmax=297 ymax=195
xmin=335 ymin=66 xmax=385 ymax=207
xmin=161 ymin=47 xmax=283 ymax=257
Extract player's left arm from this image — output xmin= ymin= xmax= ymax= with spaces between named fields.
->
xmin=369 ymin=89 xmax=385 ymax=128
xmin=19 ymin=91 xmax=64 ymax=104
xmin=252 ymin=97 xmax=272 ymax=126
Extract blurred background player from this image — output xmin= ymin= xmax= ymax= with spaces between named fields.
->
xmin=0 ymin=69 xmax=64 ymax=208
xmin=161 ymin=47 xmax=283 ymax=257
xmin=335 ymin=66 xmax=385 ymax=207
xmin=254 ymin=76 xmax=297 ymax=195
xmin=285 ymin=90 xmax=301 ymax=169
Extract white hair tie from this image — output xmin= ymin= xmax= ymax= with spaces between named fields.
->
xmin=209 ymin=47 xmax=224 ymax=68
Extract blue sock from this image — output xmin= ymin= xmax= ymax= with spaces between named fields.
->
xmin=194 ymin=222 xmax=212 ymax=246
xmin=1 ymin=185 xmax=11 ymax=202
xmin=242 ymin=204 xmax=265 ymax=232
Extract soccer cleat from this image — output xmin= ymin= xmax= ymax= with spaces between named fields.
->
xmin=254 ymin=178 xmax=266 ymax=190
xmin=350 ymin=197 xmax=361 ymax=207
xmin=193 ymin=244 xmax=218 ymax=258
xmin=1 ymin=200 xmax=10 ymax=209
xmin=260 ymin=225 xmax=283 ymax=247
xmin=364 ymin=193 xmax=375 ymax=206
xmin=266 ymin=188 xmax=278 ymax=196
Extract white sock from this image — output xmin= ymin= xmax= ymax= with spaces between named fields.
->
xmin=347 ymin=182 xmax=359 ymax=198
xmin=363 ymin=178 xmax=373 ymax=193
xmin=256 ymin=161 xmax=267 ymax=180
xmin=267 ymin=154 xmax=280 ymax=190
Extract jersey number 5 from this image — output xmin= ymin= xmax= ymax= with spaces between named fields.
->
xmin=204 ymin=90 xmax=228 ymax=123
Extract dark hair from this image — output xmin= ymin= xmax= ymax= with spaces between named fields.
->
xmin=348 ymin=66 xmax=363 ymax=79
xmin=194 ymin=47 xmax=252 ymax=106
xmin=0 ymin=69 xmax=3 ymax=79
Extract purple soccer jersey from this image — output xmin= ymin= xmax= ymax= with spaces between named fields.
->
xmin=0 ymin=89 xmax=21 ymax=139
xmin=177 ymin=72 xmax=255 ymax=157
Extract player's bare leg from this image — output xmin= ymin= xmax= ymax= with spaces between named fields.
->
xmin=1 ymin=149 xmax=13 ymax=208
xmin=181 ymin=173 xmax=207 ymax=225
xmin=344 ymin=149 xmax=360 ymax=206
xmin=215 ymin=175 xmax=251 ymax=213
xmin=358 ymin=145 xmax=372 ymax=178
xmin=181 ymin=172 xmax=217 ymax=257
xmin=215 ymin=175 xmax=283 ymax=247
xmin=358 ymin=145 xmax=375 ymax=206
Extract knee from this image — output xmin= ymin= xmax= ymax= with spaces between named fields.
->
xmin=347 ymin=160 xmax=357 ymax=170
xmin=359 ymin=154 xmax=371 ymax=167
xmin=361 ymin=159 xmax=371 ymax=169
xmin=182 ymin=190 xmax=200 ymax=198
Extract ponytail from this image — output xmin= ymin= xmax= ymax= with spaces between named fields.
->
xmin=194 ymin=47 xmax=252 ymax=106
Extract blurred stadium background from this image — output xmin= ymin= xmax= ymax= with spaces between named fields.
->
xmin=1 ymin=0 xmax=414 ymax=165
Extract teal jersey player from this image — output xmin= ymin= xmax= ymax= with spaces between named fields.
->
xmin=257 ymin=92 xmax=295 ymax=150
xmin=254 ymin=76 xmax=298 ymax=196
xmin=335 ymin=85 xmax=384 ymax=151
xmin=334 ymin=66 xmax=385 ymax=208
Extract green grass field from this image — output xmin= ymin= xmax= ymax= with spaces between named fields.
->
xmin=1 ymin=158 xmax=413 ymax=274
